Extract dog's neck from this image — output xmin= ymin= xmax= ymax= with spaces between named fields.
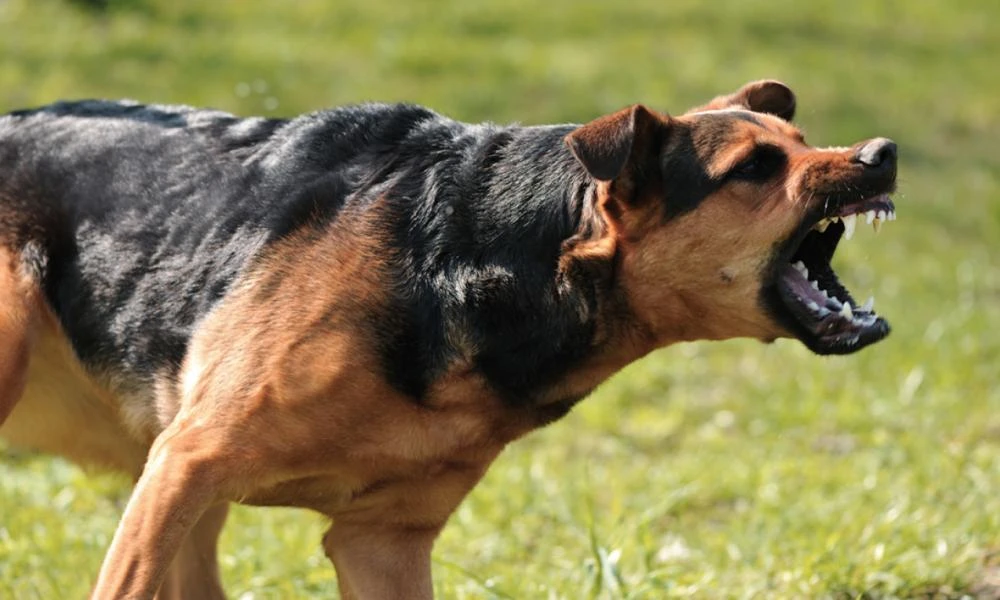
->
xmin=437 ymin=125 xmax=655 ymax=412
xmin=309 ymin=113 xmax=657 ymax=416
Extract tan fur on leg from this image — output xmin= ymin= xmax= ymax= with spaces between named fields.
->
xmin=320 ymin=463 xmax=491 ymax=600
xmin=324 ymin=522 xmax=439 ymax=600
xmin=91 ymin=423 xmax=236 ymax=599
xmin=156 ymin=503 xmax=229 ymax=600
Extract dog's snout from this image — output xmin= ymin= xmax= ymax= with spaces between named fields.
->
xmin=853 ymin=137 xmax=897 ymax=169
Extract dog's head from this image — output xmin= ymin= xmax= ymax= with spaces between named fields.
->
xmin=566 ymin=80 xmax=897 ymax=355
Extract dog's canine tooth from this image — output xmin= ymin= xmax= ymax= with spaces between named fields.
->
xmin=862 ymin=297 xmax=874 ymax=312
xmin=842 ymin=214 xmax=857 ymax=240
xmin=873 ymin=218 xmax=882 ymax=233
xmin=815 ymin=219 xmax=830 ymax=233
xmin=840 ymin=302 xmax=853 ymax=319
xmin=865 ymin=210 xmax=876 ymax=224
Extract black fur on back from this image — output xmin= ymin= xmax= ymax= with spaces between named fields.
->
xmin=0 ymin=100 xmax=609 ymax=407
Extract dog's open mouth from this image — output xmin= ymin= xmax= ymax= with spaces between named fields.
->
xmin=774 ymin=193 xmax=896 ymax=354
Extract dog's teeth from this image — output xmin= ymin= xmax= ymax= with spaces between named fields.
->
xmin=877 ymin=210 xmax=886 ymax=221
xmin=888 ymin=210 xmax=896 ymax=221
xmin=865 ymin=210 xmax=876 ymax=224
xmin=840 ymin=302 xmax=853 ymax=319
xmin=811 ymin=280 xmax=820 ymax=290
xmin=831 ymin=216 xmax=840 ymax=223
xmin=806 ymin=300 xmax=820 ymax=312
xmin=842 ymin=214 xmax=857 ymax=240
xmin=793 ymin=261 xmax=808 ymax=277
xmin=815 ymin=219 xmax=831 ymax=233
xmin=872 ymin=218 xmax=882 ymax=233
xmin=862 ymin=296 xmax=874 ymax=312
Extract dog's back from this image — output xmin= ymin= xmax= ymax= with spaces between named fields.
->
xmin=0 ymin=101 xmax=434 ymax=383
xmin=0 ymin=100 xmax=595 ymax=473
xmin=0 ymin=101 xmax=451 ymax=473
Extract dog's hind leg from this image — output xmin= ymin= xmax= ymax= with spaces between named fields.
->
xmin=156 ymin=503 xmax=229 ymax=600
xmin=0 ymin=246 xmax=38 ymax=427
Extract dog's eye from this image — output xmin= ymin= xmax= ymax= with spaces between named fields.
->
xmin=728 ymin=147 xmax=786 ymax=182
xmin=734 ymin=157 xmax=762 ymax=177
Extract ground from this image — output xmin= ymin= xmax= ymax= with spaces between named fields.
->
xmin=0 ymin=0 xmax=998 ymax=597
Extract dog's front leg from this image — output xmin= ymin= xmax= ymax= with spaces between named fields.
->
xmin=323 ymin=521 xmax=440 ymax=600
xmin=320 ymin=462 xmax=494 ymax=600
xmin=90 ymin=421 xmax=237 ymax=599
xmin=156 ymin=502 xmax=230 ymax=600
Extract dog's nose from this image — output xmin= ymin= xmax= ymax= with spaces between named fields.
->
xmin=853 ymin=137 xmax=897 ymax=168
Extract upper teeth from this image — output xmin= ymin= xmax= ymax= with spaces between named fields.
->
xmin=812 ymin=208 xmax=896 ymax=235
xmin=842 ymin=214 xmax=857 ymax=240
xmin=797 ymin=206 xmax=892 ymax=323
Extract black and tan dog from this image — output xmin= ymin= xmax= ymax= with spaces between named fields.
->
xmin=0 ymin=80 xmax=897 ymax=599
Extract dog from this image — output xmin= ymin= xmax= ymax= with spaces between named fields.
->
xmin=0 ymin=80 xmax=897 ymax=599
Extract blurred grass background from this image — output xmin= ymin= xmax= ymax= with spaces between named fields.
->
xmin=0 ymin=0 xmax=998 ymax=597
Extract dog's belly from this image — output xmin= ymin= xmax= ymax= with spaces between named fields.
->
xmin=0 ymin=313 xmax=151 ymax=475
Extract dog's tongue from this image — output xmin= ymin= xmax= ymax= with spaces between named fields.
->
xmin=780 ymin=262 xmax=830 ymax=308
xmin=779 ymin=260 xmax=880 ymax=337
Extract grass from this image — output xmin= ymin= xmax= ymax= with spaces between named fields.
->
xmin=1 ymin=0 xmax=998 ymax=597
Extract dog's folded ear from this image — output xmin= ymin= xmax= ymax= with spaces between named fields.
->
xmin=686 ymin=80 xmax=796 ymax=121
xmin=565 ymin=105 xmax=663 ymax=182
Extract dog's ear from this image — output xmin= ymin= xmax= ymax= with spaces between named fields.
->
xmin=565 ymin=105 xmax=664 ymax=181
xmin=686 ymin=80 xmax=796 ymax=121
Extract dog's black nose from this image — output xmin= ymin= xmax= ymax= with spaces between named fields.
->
xmin=853 ymin=137 xmax=897 ymax=168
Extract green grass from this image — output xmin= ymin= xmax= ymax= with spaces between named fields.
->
xmin=1 ymin=0 xmax=999 ymax=597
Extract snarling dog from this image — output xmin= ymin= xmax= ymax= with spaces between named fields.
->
xmin=0 ymin=80 xmax=897 ymax=599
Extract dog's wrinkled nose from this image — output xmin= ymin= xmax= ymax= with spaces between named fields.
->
xmin=853 ymin=137 xmax=897 ymax=168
